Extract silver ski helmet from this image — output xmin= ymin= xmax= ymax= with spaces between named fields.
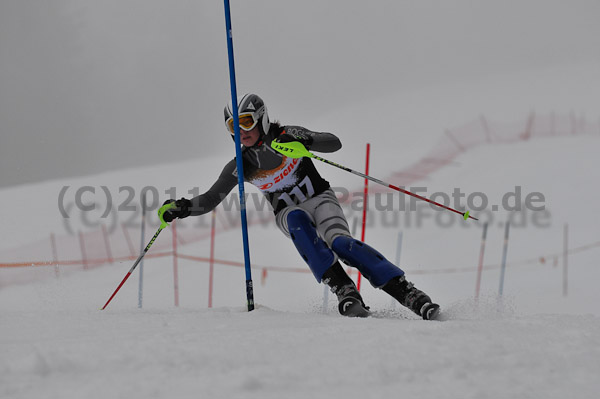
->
xmin=223 ymin=93 xmax=270 ymax=135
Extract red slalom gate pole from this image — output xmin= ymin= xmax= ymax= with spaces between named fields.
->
xmin=357 ymin=143 xmax=370 ymax=291
xmin=208 ymin=209 xmax=217 ymax=308
xmin=474 ymin=222 xmax=488 ymax=301
xmin=102 ymin=224 xmax=114 ymax=264
xmin=563 ymin=223 xmax=568 ymax=297
xmin=346 ymin=217 xmax=359 ymax=276
xmin=78 ymin=231 xmax=89 ymax=270
xmin=50 ymin=232 xmax=59 ymax=277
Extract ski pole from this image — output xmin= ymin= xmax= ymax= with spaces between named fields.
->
xmin=100 ymin=202 xmax=177 ymax=310
xmin=271 ymin=141 xmax=478 ymax=221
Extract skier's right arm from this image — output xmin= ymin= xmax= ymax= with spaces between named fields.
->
xmin=161 ymin=160 xmax=237 ymax=222
xmin=189 ymin=159 xmax=238 ymax=216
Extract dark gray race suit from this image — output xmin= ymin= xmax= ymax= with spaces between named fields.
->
xmin=189 ymin=124 xmax=342 ymax=216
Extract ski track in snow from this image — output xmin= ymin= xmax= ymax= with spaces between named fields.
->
xmin=2 ymin=303 xmax=600 ymax=399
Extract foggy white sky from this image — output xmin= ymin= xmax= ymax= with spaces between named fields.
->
xmin=1 ymin=0 xmax=599 ymax=188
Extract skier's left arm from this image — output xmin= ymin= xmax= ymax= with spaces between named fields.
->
xmin=276 ymin=126 xmax=342 ymax=153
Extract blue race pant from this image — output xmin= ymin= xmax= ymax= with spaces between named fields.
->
xmin=331 ymin=235 xmax=404 ymax=288
xmin=287 ymin=210 xmax=336 ymax=282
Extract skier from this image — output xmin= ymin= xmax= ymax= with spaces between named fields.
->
xmin=161 ymin=93 xmax=440 ymax=320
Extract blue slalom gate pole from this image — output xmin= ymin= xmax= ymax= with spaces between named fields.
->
xmin=498 ymin=221 xmax=510 ymax=297
xmin=395 ymin=231 xmax=403 ymax=269
xmin=390 ymin=231 xmax=403 ymax=309
xmin=322 ymin=283 xmax=329 ymax=314
xmin=223 ymin=0 xmax=255 ymax=311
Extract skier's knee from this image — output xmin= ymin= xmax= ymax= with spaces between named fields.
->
xmin=331 ymin=235 xmax=404 ymax=288
xmin=287 ymin=210 xmax=335 ymax=282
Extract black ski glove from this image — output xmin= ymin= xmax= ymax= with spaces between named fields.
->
xmin=275 ymin=132 xmax=313 ymax=148
xmin=161 ymin=198 xmax=192 ymax=222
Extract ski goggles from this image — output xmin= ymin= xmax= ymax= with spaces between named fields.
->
xmin=225 ymin=113 xmax=259 ymax=135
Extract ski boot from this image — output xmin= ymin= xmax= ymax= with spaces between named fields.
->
xmin=322 ymin=262 xmax=370 ymax=318
xmin=382 ymin=276 xmax=440 ymax=320
xmin=334 ymin=284 xmax=371 ymax=318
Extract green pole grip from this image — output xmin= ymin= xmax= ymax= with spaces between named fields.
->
xmin=157 ymin=202 xmax=178 ymax=229
xmin=270 ymin=141 xmax=314 ymax=158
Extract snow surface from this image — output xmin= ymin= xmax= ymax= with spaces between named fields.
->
xmin=3 ymin=305 xmax=600 ymax=399
xmin=2 ymin=65 xmax=600 ymax=398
